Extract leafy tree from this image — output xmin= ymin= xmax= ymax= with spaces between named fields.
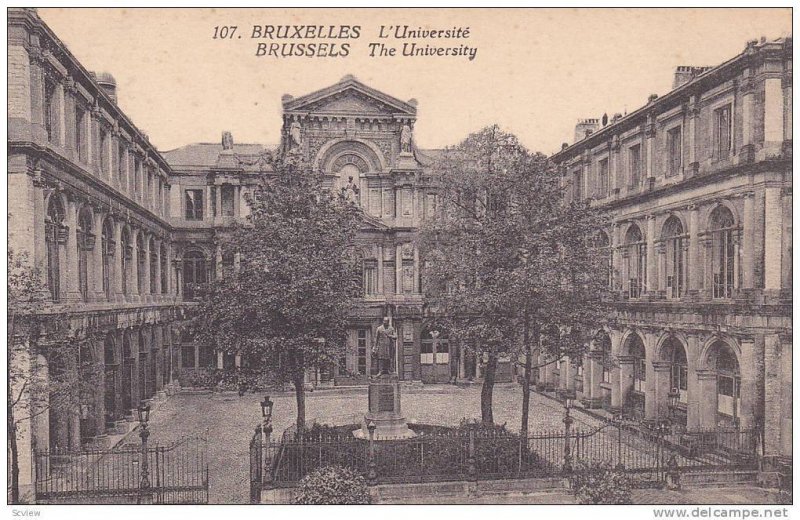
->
xmin=419 ymin=125 xmax=608 ymax=430
xmin=194 ymin=152 xmax=361 ymax=433
xmin=7 ymin=247 xmax=101 ymax=503
xmin=294 ymin=466 xmax=371 ymax=504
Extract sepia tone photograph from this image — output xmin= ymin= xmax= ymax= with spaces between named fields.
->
xmin=5 ymin=5 xmax=794 ymax=513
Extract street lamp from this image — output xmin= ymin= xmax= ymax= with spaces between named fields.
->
xmin=562 ymin=388 xmax=576 ymax=474
xmin=260 ymin=395 xmax=274 ymax=439
xmin=137 ymin=401 xmax=151 ymax=504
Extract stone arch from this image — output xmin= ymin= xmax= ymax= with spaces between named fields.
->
xmin=698 ymin=335 xmax=742 ymax=372
xmin=661 ymin=213 xmax=687 ymax=239
xmin=314 ymin=138 xmax=388 ymax=173
xmin=619 ymin=328 xmax=646 ymax=356
xmin=704 ymin=200 xmax=739 ymax=232
xmin=654 ymin=330 xmax=690 ymax=361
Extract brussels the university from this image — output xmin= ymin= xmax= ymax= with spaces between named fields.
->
xmin=6 ymin=8 xmax=792 ymax=506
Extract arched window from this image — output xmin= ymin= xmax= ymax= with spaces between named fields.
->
xmin=120 ymin=229 xmax=131 ymax=294
xmin=662 ymin=336 xmax=688 ymax=405
xmin=710 ymin=206 xmax=738 ymax=299
xmin=149 ymin=238 xmax=158 ymax=294
xmin=160 ymin=244 xmax=168 ymax=294
xmin=136 ymin=234 xmax=146 ymax=294
xmin=183 ymin=250 xmax=207 ymax=300
xmin=101 ymin=219 xmax=114 ymax=300
xmin=662 ymin=216 xmax=687 ymax=299
xmin=45 ymin=195 xmax=66 ymax=301
xmin=77 ymin=208 xmax=94 ymax=301
xmin=625 ymin=224 xmax=647 ymax=299
xmin=713 ymin=341 xmax=741 ymax=422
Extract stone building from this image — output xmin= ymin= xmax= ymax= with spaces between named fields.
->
xmin=548 ymin=37 xmax=792 ymax=461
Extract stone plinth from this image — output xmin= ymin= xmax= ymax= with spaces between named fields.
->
xmin=353 ymin=374 xmax=416 ymax=440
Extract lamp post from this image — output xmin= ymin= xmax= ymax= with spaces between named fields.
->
xmin=260 ymin=396 xmax=274 ymax=488
xmin=367 ymin=421 xmax=377 ymax=486
xmin=137 ymin=401 xmax=151 ymax=504
xmin=562 ymin=388 xmax=576 ymax=474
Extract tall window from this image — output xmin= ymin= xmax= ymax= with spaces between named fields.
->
xmin=714 ymin=342 xmax=740 ymax=421
xmin=625 ymin=224 xmax=647 ymax=298
xmin=663 ymin=337 xmax=688 ymax=405
xmin=136 ymin=234 xmax=146 ymax=294
xmin=75 ymin=103 xmax=87 ymax=162
xmin=118 ymin=143 xmax=127 ymax=188
xmin=663 ymin=216 xmax=687 ymax=299
xmin=45 ymin=196 xmax=65 ymax=301
xmin=77 ymin=209 xmax=93 ymax=301
xmin=383 ymin=261 xmax=396 ymax=294
xmin=185 ymin=189 xmax=204 ymax=220
xmin=101 ymin=219 xmax=114 ymax=299
xmin=667 ymin=126 xmax=682 ymax=177
xmin=183 ymin=250 xmax=207 ymax=300
xmin=573 ymin=170 xmax=583 ymax=201
xmin=160 ymin=244 xmax=168 ymax=294
xmin=710 ymin=206 xmax=737 ymax=299
xmin=714 ymin=104 xmax=732 ymax=159
xmin=120 ymin=228 xmax=131 ymax=294
xmin=44 ymin=77 xmax=58 ymax=144
xmin=221 ymin=184 xmax=235 ymax=216
xmin=99 ymin=127 xmax=110 ymax=175
xmin=629 ymin=144 xmax=641 ymax=188
xmin=149 ymin=238 xmax=158 ymax=294
xmin=597 ymin=158 xmax=609 ymax=198
xmin=357 ymin=329 xmax=367 ymax=375
xmin=363 ymin=260 xmax=378 ymax=296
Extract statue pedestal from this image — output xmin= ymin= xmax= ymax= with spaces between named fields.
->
xmin=353 ymin=374 xmax=416 ymax=440
xmin=396 ymin=151 xmax=417 ymax=170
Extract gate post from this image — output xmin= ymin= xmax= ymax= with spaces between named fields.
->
xmin=250 ymin=425 xmax=263 ymax=504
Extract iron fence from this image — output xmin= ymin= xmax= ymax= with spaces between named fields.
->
xmin=35 ymin=434 xmax=209 ymax=504
xmin=249 ymin=423 xmax=759 ymax=496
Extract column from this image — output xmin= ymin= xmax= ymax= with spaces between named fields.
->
xmin=644 ymin=117 xmax=656 ymax=182
xmin=696 ymin=370 xmax=718 ymax=429
xmin=701 ymin=237 xmax=713 ymax=298
xmin=142 ymin=236 xmax=151 ymax=302
xmin=560 ymin=357 xmax=570 ymax=390
xmin=653 ymin=362 xmax=672 ymax=420
xmin=656 ymin=241 xmax=667 ymax=293
xmin=778 ymin=335 xmax=792 ymax=458
xmin=645 ymin=215 xmax=657 ymax=295
xmin=686 ymin=204 xmax=703 ymax=295
xmin=763 ymin=77 xmax=785 ymax=156
xmin=216 ymin=351 xmax=224 ymax=370
xmin=91 ymin=211 xmax=105 ymax=301
xmin=610 ymin=223 xmax=619 ymax=290
xmin=609 ymin=331 xmax=622 ymax=410
xmin=764 ymin=187 xmax=783 ymax=291
xmin=215 ymin=185 xmax=222 ymax=220
xmin=685 ymin=335 xmax=702 ymax=430
xmin=738 ymin=336 xmax=758 ymax=430
xmin=205 ymin=185 xmax=211 ymax=221
xmin=233 ymin=185 xmax=241 ymax=217
xmin=588 ymin=350 xmax=603 ymax=407
xmin=215 ymin=244 xmax=222 ymax=280
xmin=235 ymin=354 xmax=242 ymax=368
xmin=153 ymin=239 xmax=162 ymax=299
xmin=395 ymin=244 xmax=402 ymax=294
xmin=686 ymin=97 xmax=698 ymax=170
xmin=618 ymin=356 xmax=634 ymax=412
xmin=565 ymin=357 xmax=575 ymax=391
xmin=63 ymin=198 xmax=82 ymax=302
xmin=130 ymin=232 xmax=140 ymax=302
xmin=741 ymin=78 xmax=755 ymax=159
xmin=377 ymin=244 xmax=384 ymax=294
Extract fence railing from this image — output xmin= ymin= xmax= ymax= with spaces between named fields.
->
xmin=35 ymin=435 xmax=209 ymax=504
xmin=249 ymin=423 xmax=759 ymax=496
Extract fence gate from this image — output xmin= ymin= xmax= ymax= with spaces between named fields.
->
xmin=34 ymin=434 xmax=209 ymax=504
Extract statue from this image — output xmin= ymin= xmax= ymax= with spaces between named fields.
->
xmin=372 ymin=317 xmax=397 ymax=375
xmin=400 ymin=124 xmax=412 ymax=153
xmin=342 ymin=176 xmax=360 ymax=204
xmin=289 ymin=121 xmax=302 ymax=151
xmin=221 ymin=131 xmax=234 ymax=150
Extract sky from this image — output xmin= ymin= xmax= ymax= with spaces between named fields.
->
xmin=38 ymin=8 xmax=792 ymax=155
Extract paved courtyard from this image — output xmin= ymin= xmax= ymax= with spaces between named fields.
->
xmin=137 ymin=383 xmax=603 ymax=503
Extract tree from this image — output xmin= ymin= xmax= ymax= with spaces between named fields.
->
xmin=7 ymin=247 xmax=101 ymax=503
xmin=193 ymin=152 xmax=361 ymax=433
xmin=294 ymin=466 xmax=371 ymax=504
xmin=570 ymin=461 xmax=633 ymax=504
xmin=419 ymin=125 xmax=608 ymax=430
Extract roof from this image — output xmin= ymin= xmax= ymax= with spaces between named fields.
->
xmin=283 ymin=74 xmax=417 ymax=116
xmin=161 ymin=143 xmax=276 ymax=169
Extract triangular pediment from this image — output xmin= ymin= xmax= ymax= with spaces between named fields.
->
xmin=283 ymin=76 xmax=416 ymax=117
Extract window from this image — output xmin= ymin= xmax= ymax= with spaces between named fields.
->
xmin=625 ymin=224 xmax=647 ymax=298
xmin=75 ymin=103 xmax=87 ymax=162
xmin=714 ymin=342 xmax=740 ymax=419
xmin=667 ymin=126 xmax=682 ymax=176
xmin=99 ymin=128 xmax=110 ymax=175
xmin=363 ymin=260 xmax=378 ymax=296
xmin=120 ymin=229 xmax=131 ymax=294
xmin=714 ymin=104 xmax=732 ymax=159
xmin=383 ymin=261 xmax=396 ymax=294
xmin=664 ymin=337 xmax=688 ymax=405
xmin=45 ymin=196 xmax=65 ymax=301
xmin=160 ymin=244 xmax=168 ymax=294
xmin=629 ymin=144 xmax=641 ymax=188
xmin=118 ymin=143 xmax=127 ymax=187
xmin=183 ymin=250 xmax=207 ymax=300
xmin=77 ymin=209 xmax=93 ymax=301
xmin=185 ymin=189 xmax=204 ymax=220
xmin=402 ymin=262 xmax=415 ymax=293
xmin=210 ymin=186 xmax=217 ymax=217
xmin=101 ymin=219 xmax=114 ymax=299
xmin=149 ymin=239 xmax=158 ymax=294
xmin=357 ymin=329 xmax=367 ymax=375
xmin=44 ymin=77 xmax=58 ymax=144
xmin=663 ymin=216 xmax=686 ymax=298
xmin=710 ymin=206 xmax=737 ymax=298
xmin=597 ymin=158 xmax=609 ymax=198
xmin=136 ymin=234 xmax=146 ymax=294
xmin=221 ymin=184 xmax=235 ymax=216
xmin=573 ymin=170 xmax=583 ymax=201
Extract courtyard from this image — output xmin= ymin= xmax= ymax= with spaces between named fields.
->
xmin=135 ymin=383 xmax=602 ymax=503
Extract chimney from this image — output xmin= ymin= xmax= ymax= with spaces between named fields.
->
xmin=574 ymin=118 xmax=600 ymax=143
xmin=672 ymin=66 xmax=713 ymax=89
xmin=93 ymin=72 xmax=118 ymax=103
